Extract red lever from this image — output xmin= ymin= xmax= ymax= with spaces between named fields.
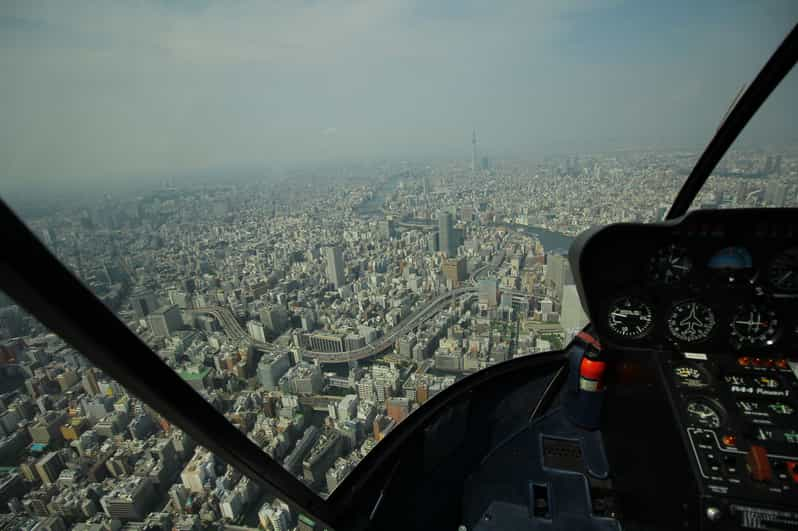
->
xmin=746 ymin=445 xmax=773 ymax=482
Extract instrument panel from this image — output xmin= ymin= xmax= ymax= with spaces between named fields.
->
xmin=569 ymin=209 xmax=798 ymax=354
xmin=659 ymin=352 xmax=798 ymax=529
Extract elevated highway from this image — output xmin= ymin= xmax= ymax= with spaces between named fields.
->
xmin=190 ymin=286 xmax=533 ymax=364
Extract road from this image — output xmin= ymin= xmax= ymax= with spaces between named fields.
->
xmin=191 ymin=286 xmax=533 ymax=364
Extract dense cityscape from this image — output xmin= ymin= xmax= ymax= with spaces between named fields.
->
xmin=1 ymin=146 xmax=797 ymax=531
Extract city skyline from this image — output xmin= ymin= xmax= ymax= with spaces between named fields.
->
xmin=2 ymin=1 xmax=797 ymax=197
xmin=1 ymin=2 xmax=797 ymax=529
xmin=1 ymin=146 xmax=796 ymax=529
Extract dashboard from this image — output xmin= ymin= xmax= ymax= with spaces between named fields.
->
xmin=569 ymin=209 xmax=798 ymax=355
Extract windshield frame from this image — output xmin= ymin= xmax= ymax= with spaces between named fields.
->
xmin=667 ymin=24 xmax=797 ymax=219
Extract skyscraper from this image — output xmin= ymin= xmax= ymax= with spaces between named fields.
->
xmin=471 ymin=129 xmax=477 ymax=173
xmin=479 ymin=278 xmax=499 ymax=308
xmin=34 ymin=452 xmax=64 ymax=485
xmin=147 ymin=305 xmax=182 ymax=339
xmin=441 ymin=257 xmax=467 ymax=287
xmin=82 ymin=368 xmax=100 ymax=396
xmin=560 ymin=284 xmax=589 ymax=342
xmin=324 ymin=246 xmax=345 ymax=289
xmin=438 ymin=211 xmax=456 ymax=258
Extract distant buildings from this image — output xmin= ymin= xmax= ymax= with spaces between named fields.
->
xmin=3 ymin=148 xmax=794 ymax=528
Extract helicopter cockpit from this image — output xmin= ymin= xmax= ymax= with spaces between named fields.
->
xmin=0 ymin=12 xmax=796 ymax=531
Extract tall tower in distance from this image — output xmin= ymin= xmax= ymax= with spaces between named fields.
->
xmin=471 ymin=129 xmax=477 ymax=173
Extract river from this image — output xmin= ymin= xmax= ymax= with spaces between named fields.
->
xmin=354 ymin=177 xmax=574 ymax=254
xmin=506 ymin=224 xmax=575 ymax=255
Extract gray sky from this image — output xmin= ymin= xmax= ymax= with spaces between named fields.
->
xmin=1 ymin=1 xmax=796 ymax=195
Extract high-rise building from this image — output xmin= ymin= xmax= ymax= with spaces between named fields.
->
xmin=247 ymin=320 xmax=266 ymax=343
xmin=256 ymin=350 xmax=291 ymax=391
xmin=546 ymin=254 xmax=573 ymax=302
xmin=427 ymin=231 xmax=439 ymax=254
xmin=260 ymin=304 xmax=289 ymax=335
xmin=378 ymin=219 xmax=396 ymax=240
xmin=303 ymin=431 xmax=344 ymax=487
xmin=441 ymin=257 xmax=467 ymax=287
xmin=386 ymin=397 xmax=411 ymax=423
xmin=479 ymin=278 xmax=499 ymax=308
xmin=438 ymin=211 xmax=456 ymax=257
xmin=130 ymin=291 xmax=159 ymax=319
xmin=261 ymin=504 xmax=292 ymax=531
xmin=471 ymin=129 xmax=478 ymax=173
xmin=34 ymin=452 xmax=64 ymax=485
xmin=284 ymin=425 xmax=321 ymax=474
xmin=147 ymin=305 xmax=182 ymax=339
xmin=324 ymin=246 xmax=345 ymax=289
xmin=560 ymin=285 xmax=589 ymax=341
xmin=81 ymin=368 xmax=100 ymax=396
xmin=100 ymin=476 xmax=157 ymax=520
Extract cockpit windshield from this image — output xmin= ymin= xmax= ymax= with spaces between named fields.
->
xmin=690 ymin=67 xmax=798 ymax=211
xmin=0 ymin=2 xmax=796 ymax=527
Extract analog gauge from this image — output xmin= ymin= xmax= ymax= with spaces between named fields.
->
xmin=667 ymin=301 xmax=716 ymax=343
xmin=769 ymin=402 xmax=795 ymax=415
xmin=768 ymin=247 xmax=798 ymax=293
xmin=649 ymin=244 xmax=692 ymax=284
xmin=686 ymin=400 xmax=722 ymax=428
xmin=730 ymin=304 xmax=780 ymax=347
xmin=606 ymin=297 xmax=654 ymax=339
xmin=673 ymin=364 xmax=709 ymax=388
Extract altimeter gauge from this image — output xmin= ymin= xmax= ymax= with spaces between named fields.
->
xmin=607 ymin=297 xmax=654 ymax=339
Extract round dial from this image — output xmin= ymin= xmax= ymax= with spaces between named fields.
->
xmin=731 ymin=304 xmax=779 ymax=347
xmin=673 ymin=364 xmax=709 ymax=388
xmin=607 ymin=297 xmax=654 ymax=338
xmin=649 ymin=244 xmax=692 ymax=284
xmin=667 ymin=301 xmax=716 ymax=343
xmin=686 ymin=400 xmax=722 ymax=428
xmin=768 ymin=247 xmax=798 ymax=293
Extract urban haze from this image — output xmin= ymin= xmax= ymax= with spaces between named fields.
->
xmin=1 ymin=2 xmax=798 ymax=530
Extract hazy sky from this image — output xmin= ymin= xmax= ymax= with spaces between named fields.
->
xmin=1 ymin=1 xmax=797 ymax=194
